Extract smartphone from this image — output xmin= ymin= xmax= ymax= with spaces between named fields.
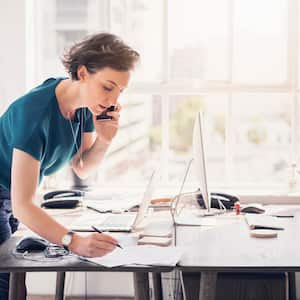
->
xmin=96 ymin=105 xmax=115 ymax=121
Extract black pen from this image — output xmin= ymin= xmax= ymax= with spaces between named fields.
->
xmin=91 ymin=226 xmax=123 ymax=249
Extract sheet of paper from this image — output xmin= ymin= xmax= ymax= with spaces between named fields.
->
xmin=83 ymin=245 xmax=183 ymax=268
xmin=264 ymin=206 xmax=298 ymax=217
xmin=84 ymin=198 xmax=141 ymax=213
xmin=70 ymin=213 xmax=137 ymax=231
xmin=116 ymin=235 xmax=139 ymax=247
xmin=70 ymin=214 xmax=108 ymax=231
xmin=175 ymin=213 xmax=216 ymax=226
xmin=245 ymin=214 xmax=285 ymax=230
xmin=142 ymin=220 xmax=173 ymax=237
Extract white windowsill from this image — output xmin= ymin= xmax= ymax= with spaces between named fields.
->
xmin=237 ymin=193 xmax=300 ymax=205
xmin=38 ymin=185 xmax=300 ymax=206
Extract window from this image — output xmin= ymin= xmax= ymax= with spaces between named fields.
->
xmin=27 ymin=0 xmax=300 ymax=191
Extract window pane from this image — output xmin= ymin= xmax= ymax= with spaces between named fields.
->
xmin=56 ymin=30 xmax=87 ymax=58
xmin=97 ymin=94 xmax=161 ymax=185
xmin=110 ymin=0 xmax=163 ymax=82
xmin=168 ymin=95 xmax=226 ymax=189
xmin=232 ymin=94 xmax=291 ymax=186
xmin=56 ymin=0 xmax=88 ymax=23
xmin=298 ymin=4 xmax=300 ymax=88
xmin=169 ymin=0 xmax=229 ymax=81
xmin=296 ymin=95 xmax=300 ymax=177
xmin=37 ymin=1 xmax=104 ymax=81
xmin=41 ymin=30 xmax=88 ymax=79
xmin=233 ymin=0 xmax=287 ymax=84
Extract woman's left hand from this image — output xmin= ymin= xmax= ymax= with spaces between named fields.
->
xmin=93 ymin=103 xmax=122 ymax=144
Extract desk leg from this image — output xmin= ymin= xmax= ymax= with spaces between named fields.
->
xmin=134 ymin=272 xmax=150 ymax=300
xmin=9 ymin=272 xmax=26 ymax=300
xmin=152 ymin=272 xmax=163 ymax=300
xmin=199 ymin=272 xmax=217 ymax=300
xmin=288 ymin=272 xmax=296 ymax=300
xmin=55 ymin=272 xmax=66 ymax=300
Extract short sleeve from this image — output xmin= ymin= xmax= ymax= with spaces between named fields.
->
xmin=11 ymin=106 xmax=46 ymax=162
xmin=13 ymin=134 xmax=44 ymax=162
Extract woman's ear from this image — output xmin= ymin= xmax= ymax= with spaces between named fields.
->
xmin=77 ymin=65 xmax=89 ymax=81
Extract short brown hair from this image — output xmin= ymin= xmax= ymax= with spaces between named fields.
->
xmin=62 ymin=32 xmax=140 ymax=80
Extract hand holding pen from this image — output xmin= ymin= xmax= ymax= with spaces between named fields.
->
xmin=91 ymin=226 xmax=123 ymax=249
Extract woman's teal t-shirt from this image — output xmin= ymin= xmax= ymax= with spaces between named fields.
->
xmin=0 ymin=77 xmax=94 ymax=190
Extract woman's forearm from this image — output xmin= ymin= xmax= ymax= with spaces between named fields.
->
xmin=72 ymin=136 xmax=110 ymax=179
xmin=13 ymin=201 xmax=118 ymax=257
xmin=13 ymin=201 xmax=70 ymax=246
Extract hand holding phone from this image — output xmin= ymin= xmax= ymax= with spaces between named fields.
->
xmin=96 ymin=105 xmax=115 ymax=121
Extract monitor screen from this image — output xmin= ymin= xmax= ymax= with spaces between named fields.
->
xmin=192 ymin=111 xmax=211 ymax=212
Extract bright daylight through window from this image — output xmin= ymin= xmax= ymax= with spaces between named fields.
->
xmin=27 ymin=0 xmax=300 ymax=192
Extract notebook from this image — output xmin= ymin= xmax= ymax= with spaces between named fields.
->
xmin=245 ymin=214 xmax=285 ymax=230
xmin=70 ymin=171 xmax=157 ymax=232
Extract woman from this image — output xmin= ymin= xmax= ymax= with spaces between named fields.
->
xmin=0 ymin=32 xmax=139 ymax=298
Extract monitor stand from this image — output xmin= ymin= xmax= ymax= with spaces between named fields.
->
xmin=200 ymin=201 xmax=227 ymax=217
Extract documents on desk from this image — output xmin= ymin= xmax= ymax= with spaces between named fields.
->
xmin=174 ymin=211 xmax=217 ymax=226
xmin=83 ymin=245 xmax=183 ymax=268
xmin=245 ymin=214 xmax=285 ymax=230
xmin=70 ymin=213 xmax=137 ymax=232
xmin=84 ymin=198 xmax=140 ymax=213
xmin=264 ymin=206 xmax=298 ymax=218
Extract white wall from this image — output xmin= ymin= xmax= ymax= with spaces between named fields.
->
xmin=26 ymin=272 xmax=134 ymax=297
xmin=0 ymin=0 xmax=26 ymax=113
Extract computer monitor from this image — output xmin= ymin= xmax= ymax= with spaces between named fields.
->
xmin=192 ymin=111 xmax=213 ymax=215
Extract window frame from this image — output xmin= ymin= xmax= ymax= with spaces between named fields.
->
xmin=26 ymin=0 xmax=300 ymax=192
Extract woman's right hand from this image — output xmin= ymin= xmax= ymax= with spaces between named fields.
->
xmin=69 ymin=232 xmax=118 ymax=257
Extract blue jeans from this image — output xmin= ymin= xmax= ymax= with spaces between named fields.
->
xmin=0 ymin=186 xmax=19 ymax=300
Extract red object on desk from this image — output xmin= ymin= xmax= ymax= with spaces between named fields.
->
xmin=234 ymin=201 xmax=241 ymax=215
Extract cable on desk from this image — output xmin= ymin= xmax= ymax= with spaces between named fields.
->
xmin=11 ymin=246 xmax=74 ymax=263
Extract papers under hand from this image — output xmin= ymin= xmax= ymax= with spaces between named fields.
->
xmin=245 ymin=214 xmax=285 ymax=230
xmin=83 ymin=245 xmax=183 ymax=268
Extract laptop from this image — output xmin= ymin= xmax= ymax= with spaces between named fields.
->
xmin=70 ymin=171 xmax=157 ymax=232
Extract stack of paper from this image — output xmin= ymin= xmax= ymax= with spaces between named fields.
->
xmin=83 ymin=245 xmax=183 ymax=268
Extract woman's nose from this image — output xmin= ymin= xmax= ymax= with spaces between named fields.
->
xmin=109 ymin=91 xmax=121 ymax=105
